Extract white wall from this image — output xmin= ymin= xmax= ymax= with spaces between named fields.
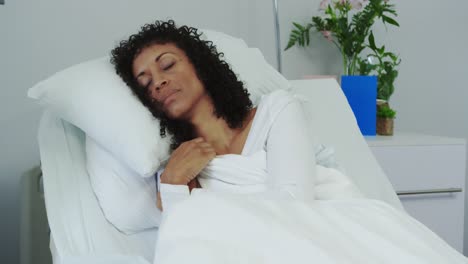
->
xmin=1 ymin=0 xmax=468 ymax=262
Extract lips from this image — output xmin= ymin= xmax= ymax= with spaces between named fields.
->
xmin=162 ymin=90 xmax=179 ymax=107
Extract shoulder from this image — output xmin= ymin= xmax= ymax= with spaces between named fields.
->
xmin=255 ymin=89 xmax=304 ymax=129
xmin=258 ymin=89 xmax=298 ymax=111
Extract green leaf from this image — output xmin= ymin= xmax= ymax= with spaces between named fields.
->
xmin=382 ymin=15 xmax=400 ymax=27
xmin=312 ymin=16 xmax=326 ymax=30
xmin=377 ymin=105 xmax=396 ymax=118
xmin=285 ymin=22 xmax=314 ymax=50
xmin=383 ymin=8 xmax=397 ymax=16
xmin=368 ymin=31 xmax=377 ymax=50
xmin=326 ymin=5 xmax=334 ymax=17
xmin=284 ymin=41 xmax=295 ymax=50
xmin=284 ymin=36 xmax=296 ymax=50
xmin=388 ymin=53 xmax=398 ymax=62
xmin=293 ymin=22 xmax=305 ymax=31
xmin=378 ymin=45 xmax=385 ymax=55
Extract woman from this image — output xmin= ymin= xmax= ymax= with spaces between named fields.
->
xmin=111 ymin=21 xmax=466 ymax=263
xmin=111 ymin=20 xmax=316 ymax=211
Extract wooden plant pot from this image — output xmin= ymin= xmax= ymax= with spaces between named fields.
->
xmin=377 ymin=117 xmax=394 ymax=136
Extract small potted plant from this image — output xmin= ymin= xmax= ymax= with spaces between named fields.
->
xmin=376 ymin=103 xmax=396 ymax=135
xmin=285 ymin=0 xmax=399 ymax=136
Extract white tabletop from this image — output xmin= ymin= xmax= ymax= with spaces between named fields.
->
xmin=365 ymin=132 xmax=466 ymax=147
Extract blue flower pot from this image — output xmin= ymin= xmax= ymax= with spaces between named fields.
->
xmin=341 ymin=75 xmax=377 ymax=136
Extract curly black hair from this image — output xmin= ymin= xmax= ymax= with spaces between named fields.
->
xmin=111 ymin=20 xmax=253 ymax=151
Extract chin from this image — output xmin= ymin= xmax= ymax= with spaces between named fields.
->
xmin=164 ymin=105 xmax=186 ymax=120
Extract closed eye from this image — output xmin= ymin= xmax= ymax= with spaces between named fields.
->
xmin=162 ymin=62 xmax=175 ymax=71
xmin=144 ymin=80 xmax=153 ymax=90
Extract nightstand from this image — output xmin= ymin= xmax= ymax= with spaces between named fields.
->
xmin=366 ymin=133 xmax=466 ymax=253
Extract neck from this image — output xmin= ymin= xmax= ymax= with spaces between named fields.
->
xmin=187 ymin=97 xmax=237 ymax=154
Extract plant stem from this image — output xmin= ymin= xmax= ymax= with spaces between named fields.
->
xmin=341 ymin=48 xmax=348 ymax=75
xmin=350 ymin=53 xmax=358 ymax=75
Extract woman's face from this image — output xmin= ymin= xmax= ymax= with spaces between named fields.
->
xmin=132 ymin=43 xmax=207 ymax=120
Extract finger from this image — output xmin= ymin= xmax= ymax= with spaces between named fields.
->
xmin=192 ymin=148 xmax=215 ymax=159
xmin=195 ymin=144 xmax=216 ymax=155
xmin=201 ymin=148 xmax=217 ymax=159
xmin=196 ymin=142 xmax=213 ymax=149
xmin=201 ymin=148 xmax=216 ymax=156
xmin=179 ymin=138 xmax=204 ymax=152
xmin=192 ymin=137 xmax=204 ymax=143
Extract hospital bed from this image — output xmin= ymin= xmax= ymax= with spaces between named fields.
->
xmin=36 ymin=78 xmax=404 ymax=264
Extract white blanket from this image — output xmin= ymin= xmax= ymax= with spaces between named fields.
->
xmin=154 ymin=193 xmax=466 ymax=264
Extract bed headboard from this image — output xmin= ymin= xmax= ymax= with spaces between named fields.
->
xmin=290 ymin=79 xmax=403 ymax=210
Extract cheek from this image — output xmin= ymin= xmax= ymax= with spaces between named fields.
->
xmin=144 ymin=89 xmax=164 ymax=112
xmin=147 ymin=88 xmax=157 ymax=100
xmin=146 ymin=85 xmax=162 ymax=103
xmin=186 ymin=75 xmax=205 ymax=94
xmin=195 ymin=82 xmax=207 ymax=96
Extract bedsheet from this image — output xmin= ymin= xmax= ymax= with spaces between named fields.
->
xmin=38 ymin=111 xmax=156 ymax=264
xmin=155 ymin=192 xmax=467 ymax=264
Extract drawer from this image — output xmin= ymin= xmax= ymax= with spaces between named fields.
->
xmin=400 ymin=192 xmax=465 ymax=253
xmin=370 ymin=143 xmax=466 ymax=253
xmin=369 ymin=145 xmax=465 ymax=192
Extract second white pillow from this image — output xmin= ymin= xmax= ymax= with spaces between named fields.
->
xmin=86 ymin=135 xmax=162 ymax=234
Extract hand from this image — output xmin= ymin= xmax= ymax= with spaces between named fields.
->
xmin=160 ymin=137 xmax=216 ymax=185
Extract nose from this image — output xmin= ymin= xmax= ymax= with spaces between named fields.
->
xmin=155 ymin=79 xmax=168 ymax=92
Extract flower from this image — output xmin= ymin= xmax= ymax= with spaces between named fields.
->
xmin=321 ymin=31 xmax=333 ymax=42
xmin=319 ymin=0 xmax=330 ymax=10
xmin=349 ymin=0 xmax=363 ymax=9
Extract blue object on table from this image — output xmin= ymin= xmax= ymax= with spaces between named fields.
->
xmin=340 ymin=75 xmax=377 ymax=136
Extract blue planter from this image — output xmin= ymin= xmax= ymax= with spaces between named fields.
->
xmin=341 ymin=75 xmax=377 ymax=136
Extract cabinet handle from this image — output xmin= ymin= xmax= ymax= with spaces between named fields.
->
xmin=397 ymin=188 xmax=462 ymax=196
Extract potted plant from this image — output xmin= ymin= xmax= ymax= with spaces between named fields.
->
xmin=285 ymin=0 xmax=399 ymax=136
xmin=358 ymin=35 xmax=401 ymax=135
xmin=376 ymin=103 xmax=396 ymax=135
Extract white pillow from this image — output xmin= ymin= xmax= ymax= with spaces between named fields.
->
xmin=29 ymin=57 xmax=170 ymax=177
xmin=28 ymin=29 xmax=289 ymax=177
xmin=85 ymin=135 xmax=161 ymax=234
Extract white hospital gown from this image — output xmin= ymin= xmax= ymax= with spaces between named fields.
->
xmin=158 ymin=89 xmax=317 ymax=211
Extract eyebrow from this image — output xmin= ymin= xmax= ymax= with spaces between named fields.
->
xmin=136 ymin=52 xmax=172 ymax=79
